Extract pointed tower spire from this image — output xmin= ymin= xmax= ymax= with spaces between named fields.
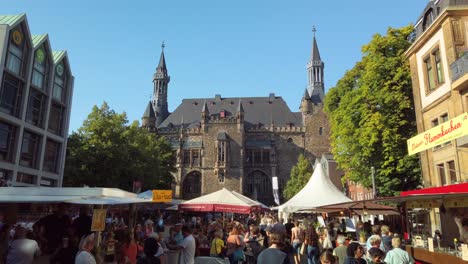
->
xmin=153 ymin=42 xmax=171 ymax=127
xmin=157 ymin=41 xmax=168 ymax=75
xmin=237 ymin=99 xmax=244 ymax=113
xmin=311 ymin=26 xmax=321 ymax=62
xmin=303 ymin=88 xmax=310 ymax=100
xmin=306 ymin=26 xmax=325 ymax=103
xmin=141 ymin=101 xmax=156 ymax=129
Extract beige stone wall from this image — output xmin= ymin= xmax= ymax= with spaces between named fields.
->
xmin=407 ymin=10 xmax=468 ymax=188
xmin=303 ymin=106 xmax=331 ymax=158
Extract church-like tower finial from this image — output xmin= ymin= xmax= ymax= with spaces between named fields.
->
xmin=306 ymin=26 xmax=325 ymax=103
xmin=152 ymin=42 xmax=171 ymax=127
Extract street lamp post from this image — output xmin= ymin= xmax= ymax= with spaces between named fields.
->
xmin=371 ymin=166 xmax=376 ymax=198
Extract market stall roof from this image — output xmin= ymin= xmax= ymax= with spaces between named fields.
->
xmin=400 ymin=183 xmax=468 ymax=196
xmin=315 ymin=197 xmax=399 ymax=215
xmin=278 ymin=165 xmax=352 ymax=213
xmin=178 ymin=188 xmax=268 ymax=214
xmin=0 ymin=187 xmax=150 ymax=204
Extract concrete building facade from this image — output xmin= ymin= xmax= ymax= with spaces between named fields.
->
xmin=142 ymin=33 xmax=332 ymax=205
xmin=0 ymin=14 xmax=73 ymax=187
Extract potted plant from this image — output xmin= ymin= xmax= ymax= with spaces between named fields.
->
xmin=359 ymin=230 xmax=367 ymax=243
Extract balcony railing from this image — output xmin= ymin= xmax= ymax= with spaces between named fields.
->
xmin=451 ymin=52 xmax=468 ymax=82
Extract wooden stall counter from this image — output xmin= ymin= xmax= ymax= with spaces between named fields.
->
xmin=406 ymin=245 xmax=468 ymax=264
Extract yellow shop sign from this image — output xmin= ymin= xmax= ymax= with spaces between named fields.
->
xmin=407 ymin=112 xmax=468 ymax=155
xmin=152 ymin=190 xmax=172 ymax=202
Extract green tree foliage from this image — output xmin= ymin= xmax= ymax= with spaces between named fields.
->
xmin=63 ymin=102 xmax=175 ymax=191
xmin=324 ymin=25 xmax=420 ymax=196
xmin=283 ymin=154 xmax=313 ymax=200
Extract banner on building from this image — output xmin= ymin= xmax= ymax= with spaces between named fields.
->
xmin=272 ymin=177 xmax=280 ymax=206
xmin=407 ymin=112 xmax=468 ymax=155
xmin=152 ymin=190 xmax=172 ymax=202
xmin=91 ymin=209 xmax=107 ymax=231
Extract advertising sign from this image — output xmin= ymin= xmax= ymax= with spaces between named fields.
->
xmin=407 ymin=112 xmax=468 ymax=155
xmin=152 ymin=190 xmax=172 ymax=202
xmin=91 ymin=209 xmax=107 ymax=231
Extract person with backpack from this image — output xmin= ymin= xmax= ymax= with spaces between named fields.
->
xmin=245 ymin=226 xmax=265 ymax=264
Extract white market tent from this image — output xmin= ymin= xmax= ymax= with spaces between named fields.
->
xmin=0 ymin=187 xmax=150 ymax=205
xmin=278 ymin=164 xmax=352 ymax=214
xmin=178 ymin=188 xmax=269 ymax=214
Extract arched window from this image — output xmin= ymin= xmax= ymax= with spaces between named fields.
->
xmin=182 ymin=171 xmax=201 ymax=199
xmin=423 ymin=9 xmax=434 ymax=31
xmin=245 ymin=170 xmax=272 ymax=205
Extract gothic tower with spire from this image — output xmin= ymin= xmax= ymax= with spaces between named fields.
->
xmin=153 ymin=42 xmax=170 ymax=127
xmin=301 ymin=27 xmax=330 ymax=158
xmin=306 ymin=26 xmax=325 ymax=103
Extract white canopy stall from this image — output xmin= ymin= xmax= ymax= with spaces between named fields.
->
xmin=0 ymin=187 xmax=150 ymax=204
xmin=278 ymin=165 xmax=352 ymax=215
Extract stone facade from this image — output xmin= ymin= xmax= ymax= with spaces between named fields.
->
xmin=143 ymin=35 xmax=331 ymax=205
xmin=406 ymin=0 xmax=468 ymax=238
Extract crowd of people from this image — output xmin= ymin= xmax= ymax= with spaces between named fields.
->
xmin=0 ymin=206 xmax=416 ymax=264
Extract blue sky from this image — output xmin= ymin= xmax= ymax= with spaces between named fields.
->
xmin=4 ymin=0 xmax=426 ymax=132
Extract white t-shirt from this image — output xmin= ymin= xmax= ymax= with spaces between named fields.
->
xmin=75 ymin=251 xmax=96 ymax=264
xmin=6 ymin=238 xmax=40 ymax=264
xmin=179 ymin=234 xmax=196 ymax=264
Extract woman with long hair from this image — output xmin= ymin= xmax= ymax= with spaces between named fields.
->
xmin=120 ymin=231 xmax=138 ymax=264
xmin=305 ymin=225 xmax=320 ymax=264
xmin=226 ymin=225 xmax=245 ymax=264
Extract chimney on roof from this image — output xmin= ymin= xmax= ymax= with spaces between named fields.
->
xmin=269 ymin=93 xmax=275 ymax=102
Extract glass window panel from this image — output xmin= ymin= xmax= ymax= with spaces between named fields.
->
xmin=0 ymin=122 xmax=16 ymax=162
xmin=447 ymin=161 xmax=457 ymax=184
xmin=44 ymin=140 xmax=60 ymax=173
xmin=0 ymin=73 xmax=23 ymax=117
xmin=53 ymin=83 xmax=62 ymax=101
xmin=425 ymin=58 xmax=436 ymax=90
xmin=438 ymin=163 xmax=446 ymax=186
xmin=16 ymin=173 xmax=36 ymax=185
xmin=20 ymin=131 xmax=40 ymax=168
xmin=6 ymin=55 xmax=21 ymax=75
xmin=31 ymin=70 xmax=44 ymax=89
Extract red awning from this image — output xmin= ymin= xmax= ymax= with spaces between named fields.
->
xmin=400 ymin=183 xmax=468 ymax=197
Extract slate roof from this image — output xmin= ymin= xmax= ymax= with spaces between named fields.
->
xmin=311 ymin=36 xmax=321 ymax=62
xmin=158 ymin=95 xmax=302 ymax=129
xmin=143 ymin=101 xmax=156 ymax=118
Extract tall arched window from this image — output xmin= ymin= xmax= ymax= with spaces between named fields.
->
xmin=245 ymin=170 xmax=272 ymax=205
xmin=182 ymin=171 xmax=201 ymax=199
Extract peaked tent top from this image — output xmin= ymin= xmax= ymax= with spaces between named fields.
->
xmin=179 ymin=188 xmax=268 ymax=214
xmin=278 ymin=165 xmax=352 ymax=213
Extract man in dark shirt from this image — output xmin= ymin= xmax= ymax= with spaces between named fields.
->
xmin=72 ymin=206 xmax=92 ymax=241
xmin=284 ymin=218 xmax=294 ymax=239
xmin=36 ymin=203 xmax=71 ymax=254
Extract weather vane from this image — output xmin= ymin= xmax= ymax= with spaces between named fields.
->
xmin=161 ymin=41 xmax=165 ymax=51
xmin=312 ymin=26 xmax=316 ymax=37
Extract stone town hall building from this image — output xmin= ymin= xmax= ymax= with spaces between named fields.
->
xmin=141 ymin=34 xmax=330 ymax=205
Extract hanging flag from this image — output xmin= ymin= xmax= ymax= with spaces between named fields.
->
xmin=272 ymin=176 xmax=280 ymax=205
